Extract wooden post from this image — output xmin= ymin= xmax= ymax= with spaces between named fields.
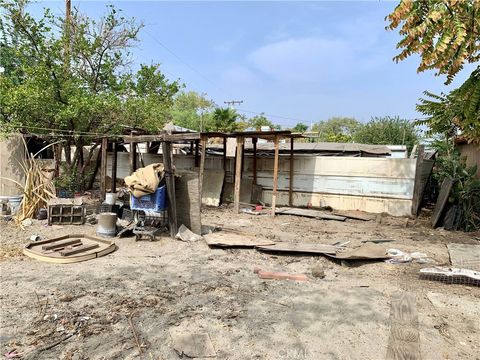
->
xmin=162 ymin=141 xmax=177 ymax=238
xmin=199 ymin=135 xmax=207 ymax=203
xmin=234 ymin=136 xmax=243 ymax=213
xmin=289 ymin=137 xmax=294 ymax=206
xmin=223 ymin=137 xmax=227 ymax=173
xmin=194 ymin=139 xmax=200 ymax=167
xmin=271 ymin=135 xmax=280 ymax=217
xmin=100 ymin=137 xmax=108 ymax=200
xmin=54 ymin=144 xmax=61 ymax=177
xmin=111 ymin=141 xmax=117 ymax=192
xmin=190 ymin=141 xmax=194 ymax=156
xmin=129 ymin=133 xmax=137 ymax=174
xmin=252 ymin=137 xmax=258 ymax=185
xmin=411 ymin=145 xmax=425 ymax=216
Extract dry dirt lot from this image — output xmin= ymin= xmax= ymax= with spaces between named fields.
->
xmin=0 ymin=206 xmax=479 ymax=360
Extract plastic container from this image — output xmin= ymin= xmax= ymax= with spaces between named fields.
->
xmin=130 ymin=185 xmax=167 ymax=212
xmin=0 ymin=195 xmax=23 ymax=215
xmin=105 ymin=192 xmax=118 ymax=205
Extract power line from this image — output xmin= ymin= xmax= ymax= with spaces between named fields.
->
xmin=143 ymin=28 xmax=233 ymax=97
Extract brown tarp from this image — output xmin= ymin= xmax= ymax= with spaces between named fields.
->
xmin=125 ymin=163 xmax=164 ymax=198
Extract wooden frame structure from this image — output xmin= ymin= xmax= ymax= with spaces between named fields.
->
xmin=106 ymin=130 xmax=299 ymax=234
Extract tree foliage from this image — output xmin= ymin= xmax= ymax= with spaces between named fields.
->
xmin=353 ymin=116 xmax=419 ymax=153
xmin=416 ymin=67 xmax=480 ymax=143
xmin=292 ymin=122 xmax=308 ymax=133
xmin=0 ymin=1 xmax=179 ymax=183
xmin=210 ymin=107 xmax=239 ymax=132
xmin=387 ymin=0 xmax=480 ymax=84
xmin=311 ymin=117 xmax=361 ymax=142
xmin=248 ymin=113 xmax=274 ymax=130
xmin=170 ymin=91 xmax=214 ymax=131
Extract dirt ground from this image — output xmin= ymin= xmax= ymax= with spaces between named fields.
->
xmin=0 ymin=206 xmax=479 ymax=360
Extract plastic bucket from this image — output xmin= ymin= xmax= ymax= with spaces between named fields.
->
xmin=105 ymin=193 xmax=118 ymax=205
xmin=96 ymin=212 xmax=117 ymax=237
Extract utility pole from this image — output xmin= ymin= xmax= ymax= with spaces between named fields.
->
xmin=224 ymin=100 xmax=243 ymax=108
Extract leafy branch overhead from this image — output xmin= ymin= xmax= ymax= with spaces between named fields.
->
xmin=387 ymin=0 xmax=480 ymax=84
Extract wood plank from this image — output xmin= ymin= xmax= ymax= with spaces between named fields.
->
xmin=100 ymin=137 xmax=108 ymax=201
xmin=123 ymin=133 xmax=201 ymax=143
xmin=275 ymin=207 xmax=346 ymax=221
xmin=129 ymin=136 xmax=137 ymax=174
xmin=252 ymin=137 xmax=257 ymax=185
xmin=271 ymin=135 xmax=279 ymax=217
xmin=204 ymin=232 xmax=274 ymax=248
xmin=234 ymin=136 xmax=243 ymax=214
xmin=199 ymin=135 xmax=207 ymax=203
xmin=111 ymin=141 xmax=117 ymax=192
xmin=256 ymin=243 xmax=338 ymax=255
xmin=332 ymin=210 xmax=375 ymax=221
xmin=59 ymin=243 xmax=99 ymax=256
xmin=386 ymin=292 xmax=421 ymax=360
xmin=162 ymin=141 xmax=178 ymax=238
xmin=289 ymin=137 xmax=294 ymax=207
xmin=42 ymin=239 xmax=82 ymax=251
xmin=431 ymin=178 xmax=454 ymax=228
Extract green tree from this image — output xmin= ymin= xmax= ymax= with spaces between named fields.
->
xmin=170 ymin=91 xmax=214 ymax=131
xmin=311 ymin=117 xmax=361 ymax=142
xmin=210 ymin=107 xmax=238 ymax=132
xmin=387 ymin=0 xmax=480 ymax=144
xmin=0 ymin=2 xmax=179 ymax=183
xmin=387 ymin=0 xmax=480 ymax=83
xmin=292 ymin=122 xmax=308 ymax=133
xmin=248 ymin=113 xmax=273 ymax=130
xmin=353 ymin=116 xmax=419 ymax=153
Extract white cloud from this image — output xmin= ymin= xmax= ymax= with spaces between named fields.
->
xmin=247 ymin=37 xmax=355 ymax=83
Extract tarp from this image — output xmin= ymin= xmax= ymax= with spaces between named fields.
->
xmin=125 ymin=163 xmax=164 ymax=198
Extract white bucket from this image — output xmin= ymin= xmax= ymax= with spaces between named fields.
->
xmin=0 ymin=195 xmax=23 ymax=215
xmin=105 ymin=193 xmax=118 ymax=205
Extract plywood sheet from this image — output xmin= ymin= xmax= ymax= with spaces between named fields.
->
xmin=256 ymin=243 xmax=338 ymax=255
xmin=275 ymin=207 xmax=346 ymax=221
xmin=175 ymin=171 xmax=202 ymax=235
xmin=204 ymin=232 xmax=274 ymax=248
xmin=201 ymin=169 xmax=225 ymax=207
xmin=431 ymin=178 xmax=454 ymax=228
xmin=447 ymin=243 xmax=480 ymax=271
xmin=328 ymin=243 xmax=389 ymax=260
xmin=332 ymin=210 xmax=375 ymax=221
xmin=386 ymin=292 xmax=421 ymax=360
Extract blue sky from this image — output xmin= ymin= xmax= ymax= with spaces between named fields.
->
xmin=32 ymin=1 xmax=474 ymax=128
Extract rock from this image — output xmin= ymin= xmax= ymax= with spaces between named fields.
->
xmin=311 ymin=265 xmax=325 ymax=279
xmin=21 ymin=218 xmax=33 ymax=227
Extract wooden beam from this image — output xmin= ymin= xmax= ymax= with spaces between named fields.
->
xmin=123 ymin=133 xmax=201 ymax=143
xmin=111 ymin=141 xmax=117 ymax=192
xmin=271 ymin=135 xmax=280 ymax=217
xmin=223 ymin=137 xmax=227 ymax=179
xmin=411 ymin=145 xmax=425 ymax=216
xmin=234 ymin=136 xmax=244 ymax=214
xmin=194 ymin=139 xmax=200 ymax=167
xmin=162 ymin=141 xmax=177 ymax=238
xmin=252 ymin=137 xmax=257 ymax=185
xmin=100 ymin=137 xmax=108 ymax=201
xmin=199 ymin=135 xmax=207 ymax=204
xmin=289 ymin=137 xmax=294 ymax=206
xmin=129 ymin=132 xmax=137 ymax=174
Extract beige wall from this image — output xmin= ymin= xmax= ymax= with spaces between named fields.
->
xmin=458 ymin=143 xmax=480 ymax=179
xmin=0 ymin=134 xmax=26 ymax=196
